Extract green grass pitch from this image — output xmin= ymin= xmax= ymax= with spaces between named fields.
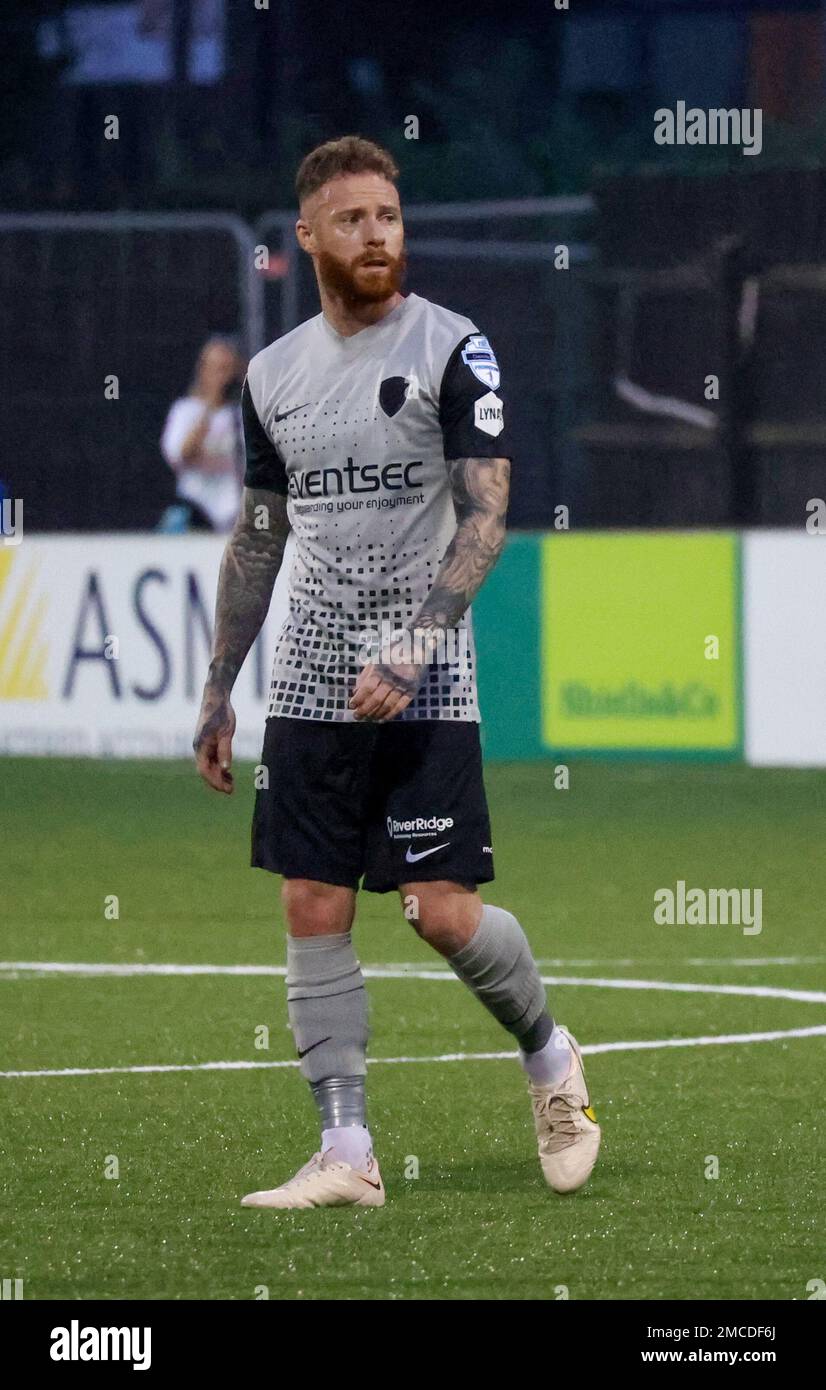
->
xmin=1 ymin=756 xmax=824 ymax=1300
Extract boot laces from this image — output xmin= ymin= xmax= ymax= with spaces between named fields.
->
xmin=532 ymin=1087 xmax=581 ymax=1152
xmin=285 ymin=1152 xmax=325 ymax=1188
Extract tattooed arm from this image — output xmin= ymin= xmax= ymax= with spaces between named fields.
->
xmin=194 ymin=487 xmax=290 ymax=792
xmin=414 ymin=454 xmax=510 ymax=630
xmin=349 ymin=456 xmax=510 ymax=722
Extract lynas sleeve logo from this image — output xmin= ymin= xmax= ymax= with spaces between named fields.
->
xmin=474 ymin=392 xmax=504 ymax=437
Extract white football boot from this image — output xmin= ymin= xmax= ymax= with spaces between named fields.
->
xmin=528 ymin=1024 xmax=601 ymax=1193
xmin=241 ymin=1148 xmax=385 ymax=1210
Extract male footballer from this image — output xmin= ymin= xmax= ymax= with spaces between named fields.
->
xmin=193 ymin=136 xmax=601 ymax=1208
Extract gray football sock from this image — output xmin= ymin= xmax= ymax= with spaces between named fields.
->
xmin=519 ymin=1011 xmax=555 ymax=1053
xmin=447 ymin=903 xmax=551 ymax=1043
xmin=285 ymin=931 xmax=369 ymax=1087
xmin=311 ymin=1076 xmax=367 ymax=1130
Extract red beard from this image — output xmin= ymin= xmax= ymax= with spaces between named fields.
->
xmin=317 ymin=246 xmax=407 ymax=307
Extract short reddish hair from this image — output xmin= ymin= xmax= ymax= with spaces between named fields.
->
xmin=296 ymin=136 xmax=399 ymax=205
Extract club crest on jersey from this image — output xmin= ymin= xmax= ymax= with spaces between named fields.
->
xmin=474 ymin=390 xmax=504 ymax=437
xmin=461 ymin=335 xmax=500 ymax=390
xmin=379 ymin=376 xmax=409 ymax=418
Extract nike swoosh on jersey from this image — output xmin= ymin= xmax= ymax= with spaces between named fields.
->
xmin=273 ymin=402 xmax=310 ymax=422
xmin=404 ymin=842 xmax=450 ymax=863
xmin=297 ymin=1036 xmax=331 ymax=1059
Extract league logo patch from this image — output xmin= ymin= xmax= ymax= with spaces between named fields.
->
xmin=461 ymin=335 xmax=500 ymax=390
xmin=474 ymin=391 xmax=504 ymax=438
xmin=379 ymin=376 xmax=410 ymax=418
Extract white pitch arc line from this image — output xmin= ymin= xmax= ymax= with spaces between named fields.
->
xmin=0 ymin=961 xmax=289 ymax=977
xmin=538 ymin=975 xmax=826 ymax=1005
xmin=3 ymin=955 xmax=824 ymax=972
xmin=3 ymin=956 xmax=826 ymax=972
xmin=3 ymin=1025 xmax=826 ymax=1080
xmin=686 ymin=957 xmax=826 ymax=967
xmin=1 ymin=962 xmax=826 ymax=1006
xmin=548 ymin=957 xmax=826 ymax=968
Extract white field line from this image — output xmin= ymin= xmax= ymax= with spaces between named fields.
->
xmin=2 ymin=961 xmax=824 ymax=1081
xmin=544 ymin=958 xmax=826 ymax=968
xmin=3 ymin=1025 xmax=826 ymax=1080
xmin=2 ymin=960 xmax=825 ymax=1006
xmin=4 ymin=955 xmax=826 ymax=971
xmin=687 ymin=957 xmax=826 ymax=967
xmin=536 ymin=975 xmax=826 ymax=1005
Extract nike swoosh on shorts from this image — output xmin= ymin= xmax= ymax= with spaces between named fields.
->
xmin=404 ymin=842 xmax=450 ymax=863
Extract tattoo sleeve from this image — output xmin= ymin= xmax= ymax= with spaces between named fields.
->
xmin=413 ymin=456 xmax=510 ymax=631
xmin=208 ymin=486 xmax=290 ymax=693
xmin=367 ymin=457 xmax=510 ymax=702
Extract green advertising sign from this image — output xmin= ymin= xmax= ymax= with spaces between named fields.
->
xmin=539 ymin=533 xmax=741 ymax=757
xmin=474 ymin=533 xmax=543 ymax=761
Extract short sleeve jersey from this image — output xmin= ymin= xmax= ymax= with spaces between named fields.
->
xmin=243 ymin=292 xmax=511 ymax=722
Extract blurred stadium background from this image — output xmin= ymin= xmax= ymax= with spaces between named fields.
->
xmin=2 ymin=0 xmax=826 ymax=1303
xmin=4 ymin=0 xmax=826 ymax=760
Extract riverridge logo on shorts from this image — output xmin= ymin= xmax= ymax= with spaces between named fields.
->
xmin=387 ymin=814 xmax=454 ymax=840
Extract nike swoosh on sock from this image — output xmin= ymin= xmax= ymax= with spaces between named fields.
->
xmin=297 ymin=1036 xmax=331 ymax=1059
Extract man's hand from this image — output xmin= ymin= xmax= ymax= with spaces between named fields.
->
xmin=349 ymin=652 xmax=427 ymax=722
xmin=193 ymin=680 xmax=237 ymax=792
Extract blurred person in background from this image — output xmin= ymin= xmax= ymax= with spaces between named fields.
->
xmin=160 ymin=335 xmax=246 ymax=532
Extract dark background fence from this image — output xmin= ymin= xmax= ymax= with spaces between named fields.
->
xmin=0 ymin=201 xmax=597 ymax=533
xmin=6 ymin=1 xmax=826 ymax=533
xmin=4 ymin=174 xmax=826 ymax=533
xmin=0 ymin=214 xmax=259 ymax=531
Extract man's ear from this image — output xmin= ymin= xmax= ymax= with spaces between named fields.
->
xmin=296 ymin=217 xmax=314 ymax=254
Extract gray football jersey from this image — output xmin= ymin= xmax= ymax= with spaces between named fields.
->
xmin=242 ymin=291 xmax=511 ymax=723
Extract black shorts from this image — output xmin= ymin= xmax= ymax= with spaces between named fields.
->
xmin=251 ymin=717 xmax=495 ymax=894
